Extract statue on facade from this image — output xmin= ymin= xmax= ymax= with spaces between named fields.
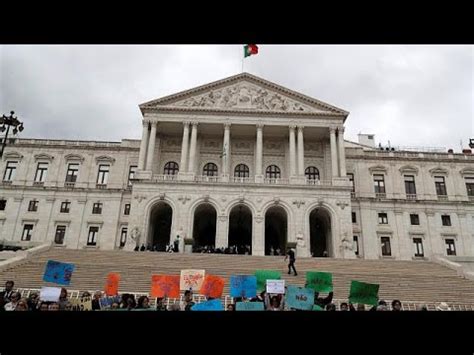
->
xmin=127 ymin=227 xmax=141 ymax=251
xmin=340 ymin=235 xmax=353 ymax=252
xmin=296 ymin=231 xmax=306 ymax=247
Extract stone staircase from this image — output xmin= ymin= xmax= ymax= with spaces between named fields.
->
xmin=1 ymin=248 xmax=474 ymax=306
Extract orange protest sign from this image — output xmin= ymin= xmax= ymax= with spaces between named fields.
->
xmin=105 ymin=273 xmax=120 ymax=296
xmin=151 ymin=275 xmax=180 ymax=298
xmin=200 ymin=275 xmax=225 ymax=298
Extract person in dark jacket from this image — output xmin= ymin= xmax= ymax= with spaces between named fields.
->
xmin=284 ymin=248 xmax=298 ymax=276
xmin=314 ymin=291 xmax=333 ymax=308
xmin=0 ymin=280 xmax=15 ymax=310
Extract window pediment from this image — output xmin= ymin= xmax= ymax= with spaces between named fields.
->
xmin=65 ymin=154 xmax=85 ymax=163
xmin=34 ymin=153 xmax=54 ymax=162
xmin=95 ymin=155 xmax=115 ymax=165
xmin=399 ymin=165 xmax=419 ymax=175
xmin=3 ymin=151 xmax=23 ymax=161
xmin=369 ymin=165 xmax=387 ymax=173
xmin=460 ymin=167 xmax=474 ymax=177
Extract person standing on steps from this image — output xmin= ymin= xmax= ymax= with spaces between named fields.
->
xmin=284 ymin=248 xmax=298 ymax=276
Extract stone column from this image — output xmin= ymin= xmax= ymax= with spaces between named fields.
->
xmin=138 ymin=120 xmax=149 ymax=171
xmin=289 ymin=125 xmax=296 ymax=176
xmin=337 ymin=127 xmax=347 ymax=177
xmin=179 ymin=122 xmax=190 ymax=174
xmin=255 ymin=124 xmax=263 ymax=182
xmin=252 ymin=216 xmax=264 ymax=256
xmin=329 ymin=127 xmax=338 ymax=178
xmin=215 ymin=215 xmax=228 ymax=249
xmin=297 ymin=126 xmax=305 ymax=176
xmin=187 ymin=122 xmax=198 ymax=174
xmin=222 ymin=123 xmax=231 ymax=180
xmin=145 ymin=121 xmax=157 ymax=172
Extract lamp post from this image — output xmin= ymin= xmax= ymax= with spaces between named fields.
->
xmin=0 ymin=111 xmax=24 ymax=158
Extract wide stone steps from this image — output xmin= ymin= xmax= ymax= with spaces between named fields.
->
xmin=1 ymin=248 xmax=474 ymax=305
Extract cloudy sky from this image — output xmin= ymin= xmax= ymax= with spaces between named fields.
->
xmin=1 ymin=45 xmax=473 ymax=151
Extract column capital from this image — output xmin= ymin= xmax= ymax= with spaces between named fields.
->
xmin=150 ymin=120 xmax=158 ymax=128
xmin=183 ymin=121 xmax=191 ymax=127
xmin=256 ymin=123 xmax=264 ymax=129
xmin=224 ymin=122 xmax=231 ymax=129
xmin=289 ymin=124 xmax=296 ymax=130
xmin=338 ymin=126 xmax=345 ymax=134
xmin=142 ymin=119 xmax=150 ymax=127
xmin=191 ymin=121 xmax=199 ymax=127
xmin=329 ymin=126 xmax=337 ymax=134
xmin=297 ymin=125 xmax=304 ymax=131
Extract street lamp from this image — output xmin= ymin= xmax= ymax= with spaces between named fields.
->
xmin=0 ymin=111 xmax=24 ymax=158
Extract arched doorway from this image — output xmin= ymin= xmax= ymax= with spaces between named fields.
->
xmin=264 ymin=206 xmax=287 ymax=255
xmin=148 ymin=202 xmax=173 ymax=251
xmin=228 ymin=204 xmax=252 ymax=254
xmin=192 ymin=203 xmax=217 ymax=252
xmin=309 ymin=208 xmax=332 ymax=257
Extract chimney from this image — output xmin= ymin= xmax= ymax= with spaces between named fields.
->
xmin=358 ymin=134 xmax=376 ymax=148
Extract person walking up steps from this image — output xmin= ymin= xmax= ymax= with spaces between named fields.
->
xmin=284 ymin=248 xmax=298 ymax=276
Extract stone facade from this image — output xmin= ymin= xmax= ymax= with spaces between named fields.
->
xmin=0 ymin=73 xmax=472 ymax=260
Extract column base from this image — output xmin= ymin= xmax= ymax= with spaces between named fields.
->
xmin=290 ymin=176 xmax=307 ymax=185
xmin=254 ymin=175 xmax=264 ymax=183
xmin=178 ymin=172 xmax=196 ymax=181
xmin=135 ymin=170 xmax=152 ymax=180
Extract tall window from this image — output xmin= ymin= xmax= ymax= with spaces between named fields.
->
xmin=21 ymin=224 xmax=33 ymax=241
xmin=120 ymin=227 xmax=128 ymax=248
xmin=378 ymin=212 xmax=388 ymax=224
xmin=92 ymin=203 xmax=102 ymax=214
xmin=441 ymin=215 xmax=451 ymax=226
xmin=97 ymin=165 xmax=110 ymax=185
xmin=373 ymin=174 xmax=385 ymax=194
xmin=413 ymin=238 xmax=424 ymax=257
xmin=265 ymin=165 xmax=281 ymax=179
xmin=87 ymin=226 xmax=99 ymax=246
xmin=445 ymin=239 xmax=456 ymax=256
xmin=164 ymin=161 xmax=179 ymax=175
xmin=28 ymin=200 xmax=38 ymax=212
xmin=353 ymin=236 xmax=359 ymax=256
xmin=305 ymin=166 xmax=320 ymax=180
xmin=381 ymin=236 xmax=391 ymax=256
xmin=410 ymin=214 xmax=420 ymax=225
xmin=65 ymin=163 xmax=79 ymax=183
xmin=404 ymin=175 xmax=416 ymax=195
xmin=466 ymin=177 xmax=474 ymax=197
xmin=128 ymin=165 xmax=137 ymax=186
xmin=352 ymin=212 xmax=357 ymax=224
xmin=348 ymin=173 xmax=355 ymax=192
xmin=434 ymin=176 xmax=447 ymax=196
xmin=234 ymin=164 xmax=249 ymax=178
xmin=124 ymin=204 xmax=131 ymax=215
xmin=34 ymin=162 xmax=48 ymax=182
xmin=3 ymin=161 xmax=18 ymax=181
xmin=54 ymin=225 xmax=66 ymax=245
xmin=203 ymin=163 xmax=218 ymax=176
xmin=0 ymin=199 xmax=6 ymax=211
xmin=60 ymin=201 xmax=71 ymax=213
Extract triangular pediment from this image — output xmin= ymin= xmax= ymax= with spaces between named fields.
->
xmin=140 ymin=73 xmax=348 ymax=116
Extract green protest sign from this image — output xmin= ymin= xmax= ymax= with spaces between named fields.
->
xmin=254 ymin=270 xmax=281 ymax=292
xmin=306 ymin=271 xmax=333 ymax=293
xmin=312 ymin=304 xmax=324 ymax=311
xmin=348 ymin=280 xmax=379 ymax=306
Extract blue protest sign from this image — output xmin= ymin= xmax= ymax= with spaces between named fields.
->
xmin=43 ymin=260 xmax=75 ymax=286
xmin=230 ymin=275 xmax=257 ymax=298
xmin=286 ymin=286 xmax=314 ymax=310
xmin=191 ymin=299 xmax=223 ymax=311
xmin=236 ymin=302 xmax=265 ymax=311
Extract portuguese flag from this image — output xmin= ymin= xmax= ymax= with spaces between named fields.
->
xmin=244 ymin=44 xmax=259 ymax=58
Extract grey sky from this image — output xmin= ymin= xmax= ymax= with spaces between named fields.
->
xmin=1 ymin=45 xmax=473 ymax=151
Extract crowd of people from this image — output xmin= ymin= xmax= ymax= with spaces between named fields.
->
xmin=0 ymin=280 xmax=450 ymax=311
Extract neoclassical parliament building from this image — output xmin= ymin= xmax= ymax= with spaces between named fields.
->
xmin=1 ymin=73 xmax=473 ymax=260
